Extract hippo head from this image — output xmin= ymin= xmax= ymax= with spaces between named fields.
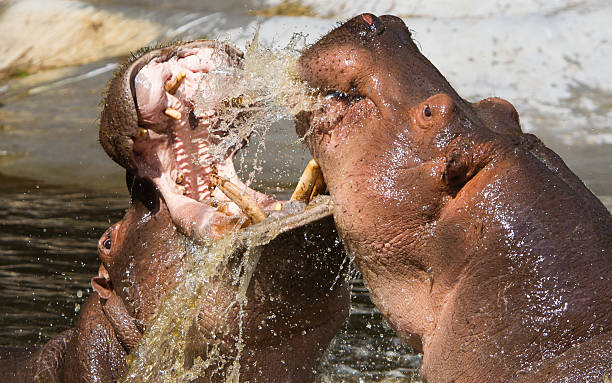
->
xmin=296 ymin=14 xmax=521 ymax=283
xmin=99 ymin=40 xmax=289 ymax=238
xmin=296 ymin=14 xmax=521 ymax=196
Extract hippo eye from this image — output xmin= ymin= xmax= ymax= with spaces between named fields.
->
xmin=424 ymin=105 xmax=432 ymax=117
xmin=103 ymin=238 xmax=112 ymax=250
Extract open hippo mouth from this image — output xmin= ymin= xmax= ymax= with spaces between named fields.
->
xmin=132 ymin=45 xmax=231 ymax=203
xmin=100 ymin=40 xmax=288 ymax=230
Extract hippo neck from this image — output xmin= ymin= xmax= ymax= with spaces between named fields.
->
xmin=348 ymin=142 xmax=612 ymax=382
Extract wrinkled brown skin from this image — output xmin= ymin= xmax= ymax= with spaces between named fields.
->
xmin=297 ymin=14 xmax=611 ymax=383
xmin=0 ymin=228 xmax=141 ymax=383
xmin=0 ymin=329 xmax=76 ymax=382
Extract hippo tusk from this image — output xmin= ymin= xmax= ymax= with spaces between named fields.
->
xmin=164 ymin=108 xmax=182 ymax=120
xmin=291 ymin=159 xmax=326 ymax=202
xmin=175 ymin=172 xmax=185 ymax=185
xmin=164 ymin=71 xmax=186 ymax=95
xmin=210 ymin=174 xmax=267 ymax=224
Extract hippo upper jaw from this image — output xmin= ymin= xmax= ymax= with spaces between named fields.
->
xmin=295 ymin=14 xmax=494 ymax=185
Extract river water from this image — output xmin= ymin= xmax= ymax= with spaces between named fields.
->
xmin=0 ymin=0 xmax=610 ymax=381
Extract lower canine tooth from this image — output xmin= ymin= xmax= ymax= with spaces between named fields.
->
xmin=210 ymin=174 xmax=267 ymax=224
xmin=175 ymin=172 xmax=184 ymax=184
xmin=164 ymin=108 xmax=182 ymax=120
xmin=291 ymin=159 xmax=325 ymax=203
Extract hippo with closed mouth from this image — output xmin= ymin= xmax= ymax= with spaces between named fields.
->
xmin=296 ymin=14 xmax=611 ymax=383
xmin=1 ymin=40 xmax=349 ymax=382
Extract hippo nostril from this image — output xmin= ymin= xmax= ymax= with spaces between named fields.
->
xmin=360 ymin=13 xmax=385 ymax=36
xmin=362 ymin=14 xmax=375 ymax=25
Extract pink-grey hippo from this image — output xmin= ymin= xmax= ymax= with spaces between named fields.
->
xmin=296 ymin=13 xmax=611 ymax=383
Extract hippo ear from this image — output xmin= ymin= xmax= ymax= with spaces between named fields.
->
xmin=443 ymin=149 xmax=474 ymax=192
xmin=473 ymin=97 xmax=522 ymax=135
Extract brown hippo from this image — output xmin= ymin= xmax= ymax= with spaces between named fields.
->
xmin=296 ymin=14 xmax=612 ymax=383
xmin=1 ymin=40 xmax=349 ymax=382
xmin=91 ymin=38 xmax=349 ymax=382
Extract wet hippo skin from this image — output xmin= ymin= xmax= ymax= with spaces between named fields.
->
xmin=92 ymin=39 xmax=349 ymax=382
xmin=296 ymin=14 xmax=611 ymax=383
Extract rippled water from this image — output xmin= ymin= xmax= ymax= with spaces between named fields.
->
xmin=0 ymin=175 xmax=127 ymax=347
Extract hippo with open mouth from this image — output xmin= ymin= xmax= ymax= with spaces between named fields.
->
xmin=1 ymin=40 xmax=349 ymax=382
xmin=296 ymin=14 xmax=611 ymax=383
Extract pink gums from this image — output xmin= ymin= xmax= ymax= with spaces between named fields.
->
xmin=135 ymin=47 xmax=235 ymax=202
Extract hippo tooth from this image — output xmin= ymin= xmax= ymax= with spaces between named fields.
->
xmin=175 ymin=172 xmax=184 ymax=184
xmin=164 ymin=108 xmax=182 ymax=120
xmin=201 ymin=166 xmax=212 ymax=175
xmin=198 ymin=189 xmax=210 ymax=201
xmin=176 ymin=157 xmax=188 ymax=166
xmin=164 ymin=71 xmax=186 ymax=95
xmin=178 ymin=164 xmax=190 ymax=174
xmin=177 ymin=185 xmax=187 ymax=195
xmin=210 ymin=174 xmax=267 ymax=224
xmin=291 ymin=159 xmax=325 ymax=203
xmin=135 ymin=128 xmax=148 ymax=140
xmin=272 ymin=202 xmax=283 ymax=211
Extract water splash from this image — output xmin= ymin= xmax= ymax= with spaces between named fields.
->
xmin=120 ymin=219 xmax=296 ymax=382
xmin=194 ymin=30 xmax=316 ymax=164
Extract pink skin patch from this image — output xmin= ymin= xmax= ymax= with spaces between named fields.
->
xmin=132 ymin=47 xmax=277 ymax=241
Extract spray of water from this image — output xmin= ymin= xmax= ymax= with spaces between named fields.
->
xmin=194 ymin=30 xmax=316 ymax=163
